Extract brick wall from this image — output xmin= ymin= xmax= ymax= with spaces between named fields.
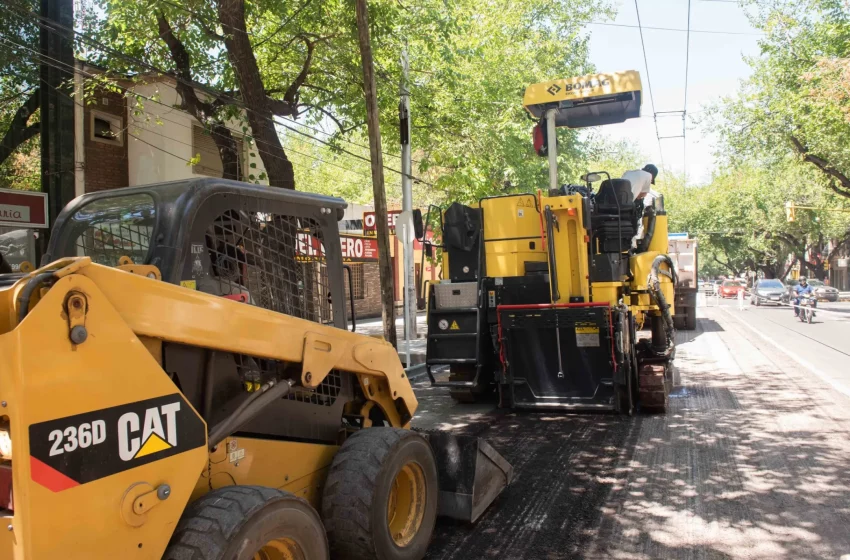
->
xmin=350 ymin=262 xmax=383 ymax=319
xmin=84 ymin=90 xmax=128 ymax=193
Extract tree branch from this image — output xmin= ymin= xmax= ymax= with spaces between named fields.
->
xmin=827 ymin=230 xmax=850 ymax=261
xmin=790 ymin=135 xmax=850 ymax=197
xmin=0 ymin=88 xmax=40 ymax=166
xmin=296 ymin=103 xmax=360 ymax=134
xmin=253 ymin=0 xmax=314 ymax=48
xmin=157 ymin=12 xmax=239 ymax=180
xmin=282 ymin=37 xmax=315 ymax=106
xmin=157 ymin=12 xmax=215 ymax=117
xmin=712 ymin=254 xmax=738 ymax=276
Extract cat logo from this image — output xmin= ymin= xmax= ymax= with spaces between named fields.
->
xmin=30 ymin=394 xmax=207 ymax=490
xmin=118 ymin=402 xmax=181 ymax=462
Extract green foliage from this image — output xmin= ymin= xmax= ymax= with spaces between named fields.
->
xmin=86 ymin=0 xmax=612 ymax=199
xmin=0 ymin=0 xmax=41 ymax=191
xmin=661 ymin=161 xmax=850 ymax=279
xmin=704 ymin=0 xmax=850 ymax=194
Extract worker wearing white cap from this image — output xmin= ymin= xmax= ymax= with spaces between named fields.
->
xmin=623 ymin=164 xmax=660 ymax=249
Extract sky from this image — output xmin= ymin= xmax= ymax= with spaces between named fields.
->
xmin=586 ymin=0 xmax=765 ymax=185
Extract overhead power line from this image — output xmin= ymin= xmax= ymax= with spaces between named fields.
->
xmin=633 ymin=0 xmax=666 ymax=171
xmin=588 ymin=21 xmax=762 ymax=36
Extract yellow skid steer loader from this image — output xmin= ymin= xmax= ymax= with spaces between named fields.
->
xmin=0 ymin=179 xmax=511 ymax=560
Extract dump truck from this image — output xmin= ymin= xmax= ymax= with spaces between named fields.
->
xmin=420 ymin=70 xmax=678 ymax=412
xmin=0 ymin=179 xmax=512 ymax=559
xmin=668 ymin=234 xmax=698 ymax=330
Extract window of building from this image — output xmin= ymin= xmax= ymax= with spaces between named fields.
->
xmin=90 ymin=111 xmax=123 ymax=146
xmin=349 ymin=264 xmax=365 ymax=300
xmin=192 ymin=125 xmax=245 ymax=179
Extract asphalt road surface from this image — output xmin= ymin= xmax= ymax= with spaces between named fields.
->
xmin=412 ymin=300 xmax=850 ymax=560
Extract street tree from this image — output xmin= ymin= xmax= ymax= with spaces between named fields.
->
xmin=0 ymin=0 xmax=41 ymax=191
xmin=665 ymin=162 xmax=850 ymax=280
xmin=705 ymin=0 xmax=850 ymax=199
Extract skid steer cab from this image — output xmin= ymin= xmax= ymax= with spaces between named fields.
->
xmin=0 ymin=179 xmax=511 ymax=560
xmin=420 ymin=71 xmax=678 ymax=413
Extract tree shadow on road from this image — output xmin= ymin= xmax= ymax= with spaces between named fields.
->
xmin=420 ymin=318 xmax=850 ymax=560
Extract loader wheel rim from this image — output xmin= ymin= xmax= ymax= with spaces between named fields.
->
xmin=253 ymin=537 xmax=305 ymax=560
xmin=386 ymin=461 xmax=427 ymax=547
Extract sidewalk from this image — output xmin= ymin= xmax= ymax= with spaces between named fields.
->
xmin=356 ymin=311 xmax=428 ymax=367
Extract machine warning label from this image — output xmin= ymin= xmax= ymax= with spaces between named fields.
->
xmin=575 ymin=322 xmax=600 ymax=347
xmin=450 ymin=320 xmax=460 ymax=330
xmin=29 ymin=394 xmax=206 ymax=492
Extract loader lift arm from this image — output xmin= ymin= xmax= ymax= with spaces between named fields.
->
xmin=9 ymin=257 xmax=417 ymax=430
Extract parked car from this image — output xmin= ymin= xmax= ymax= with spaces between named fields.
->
xmin=783 ymin=279 xmax=839 ymax=303
xmin=718 ymin=280 xmax=746 ymax=298
xmin=749 ymin=278 xmax=785 ymax=306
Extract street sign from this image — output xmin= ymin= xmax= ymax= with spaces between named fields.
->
xmin=296 ymin=233 xmax=379 ymax=263
xmin=0 ymin=188 xmax=49 ymax=229
xmin=838 ymin=258 xmax=848 ymax=269
xmin=363 ymin=210 xmax=402 ymax=236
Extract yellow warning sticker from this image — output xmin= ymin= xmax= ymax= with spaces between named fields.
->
xmin=450 ymin=320 xmax=460 ymax=330
xmin=180 ymin=280 xmax=197 ymax=290
xmin=575 ymin=322 xmax=600 ymax=347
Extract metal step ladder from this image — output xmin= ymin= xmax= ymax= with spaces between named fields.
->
xmin=425 ymin=282 xmax=482 ymax=389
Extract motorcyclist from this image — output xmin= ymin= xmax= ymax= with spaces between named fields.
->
xmin=793 ymin=276 xmax=815 ymax=316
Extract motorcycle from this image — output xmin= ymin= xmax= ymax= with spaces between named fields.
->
xmin=796 ymin=294 xmax=817 ymax=324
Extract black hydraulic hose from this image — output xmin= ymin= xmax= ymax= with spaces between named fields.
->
xmin=637 ymin=207 xmax=657 ymax=253
xmin=16 ymin=271 xmax=56 ymax=324
xmin=647 ymin=254 xmax=677 ymax=353
xmin=208 ymin=378 xmax=294 ymax=450
xmin=343 ymin=265 xmax=357 ymax=332
xmin=544 ymin=206 xmax=561 ymax=302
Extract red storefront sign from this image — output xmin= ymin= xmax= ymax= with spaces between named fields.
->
xmin=296 ymin=233 xmax=379 ymax=263
xmin=363 ymin=210 xmax=402 ymax=236
xmin=0 ymin=188 xmax=48 ymax=228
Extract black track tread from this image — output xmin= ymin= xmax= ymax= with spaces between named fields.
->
xmin=638 ymin=363 xmax=669 ymax=413
xmin=322 ymin=427 xmax=422 ymax=560
xmin=163 ymin=485 xmax=305 ymax=560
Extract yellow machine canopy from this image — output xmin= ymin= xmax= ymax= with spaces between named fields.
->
xmin=523 ymin=70 xmax=642 ymax=128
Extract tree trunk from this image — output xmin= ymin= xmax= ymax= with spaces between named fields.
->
xmin=0 ymin=89 xmax=40 ymax=166
xmin=157 ymin=14 xmax=240 ymax=180
xmin=355 ymin=0 xmax=397 ymax=348
xmin=218 ymin=0 xmax=295 ymax=189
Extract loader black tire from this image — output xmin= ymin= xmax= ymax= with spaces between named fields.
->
xmin=322 ymin=427 xmax=438 ymax=560
xmin=163 ymin=485 xmax=328 ymax=560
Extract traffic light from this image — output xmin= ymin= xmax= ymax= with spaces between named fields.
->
xmin=785 ymin=201 xmax=796 ymax=222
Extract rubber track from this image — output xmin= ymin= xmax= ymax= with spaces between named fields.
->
xmin=322 ymin=427 xmax=418 ymax=560
xmin=163 ymin=486 xmax=294 ymax=560
xmin=638 ymin=363 xmax=669 ymax=413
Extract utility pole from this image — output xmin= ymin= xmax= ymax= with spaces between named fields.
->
xmin=355 ymin=0 xmax=397 ymax=348
xmin=399 ymin=47 xmax=416 ymax=359
xmin=40 ymin=0 xmax=76 ymax=245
